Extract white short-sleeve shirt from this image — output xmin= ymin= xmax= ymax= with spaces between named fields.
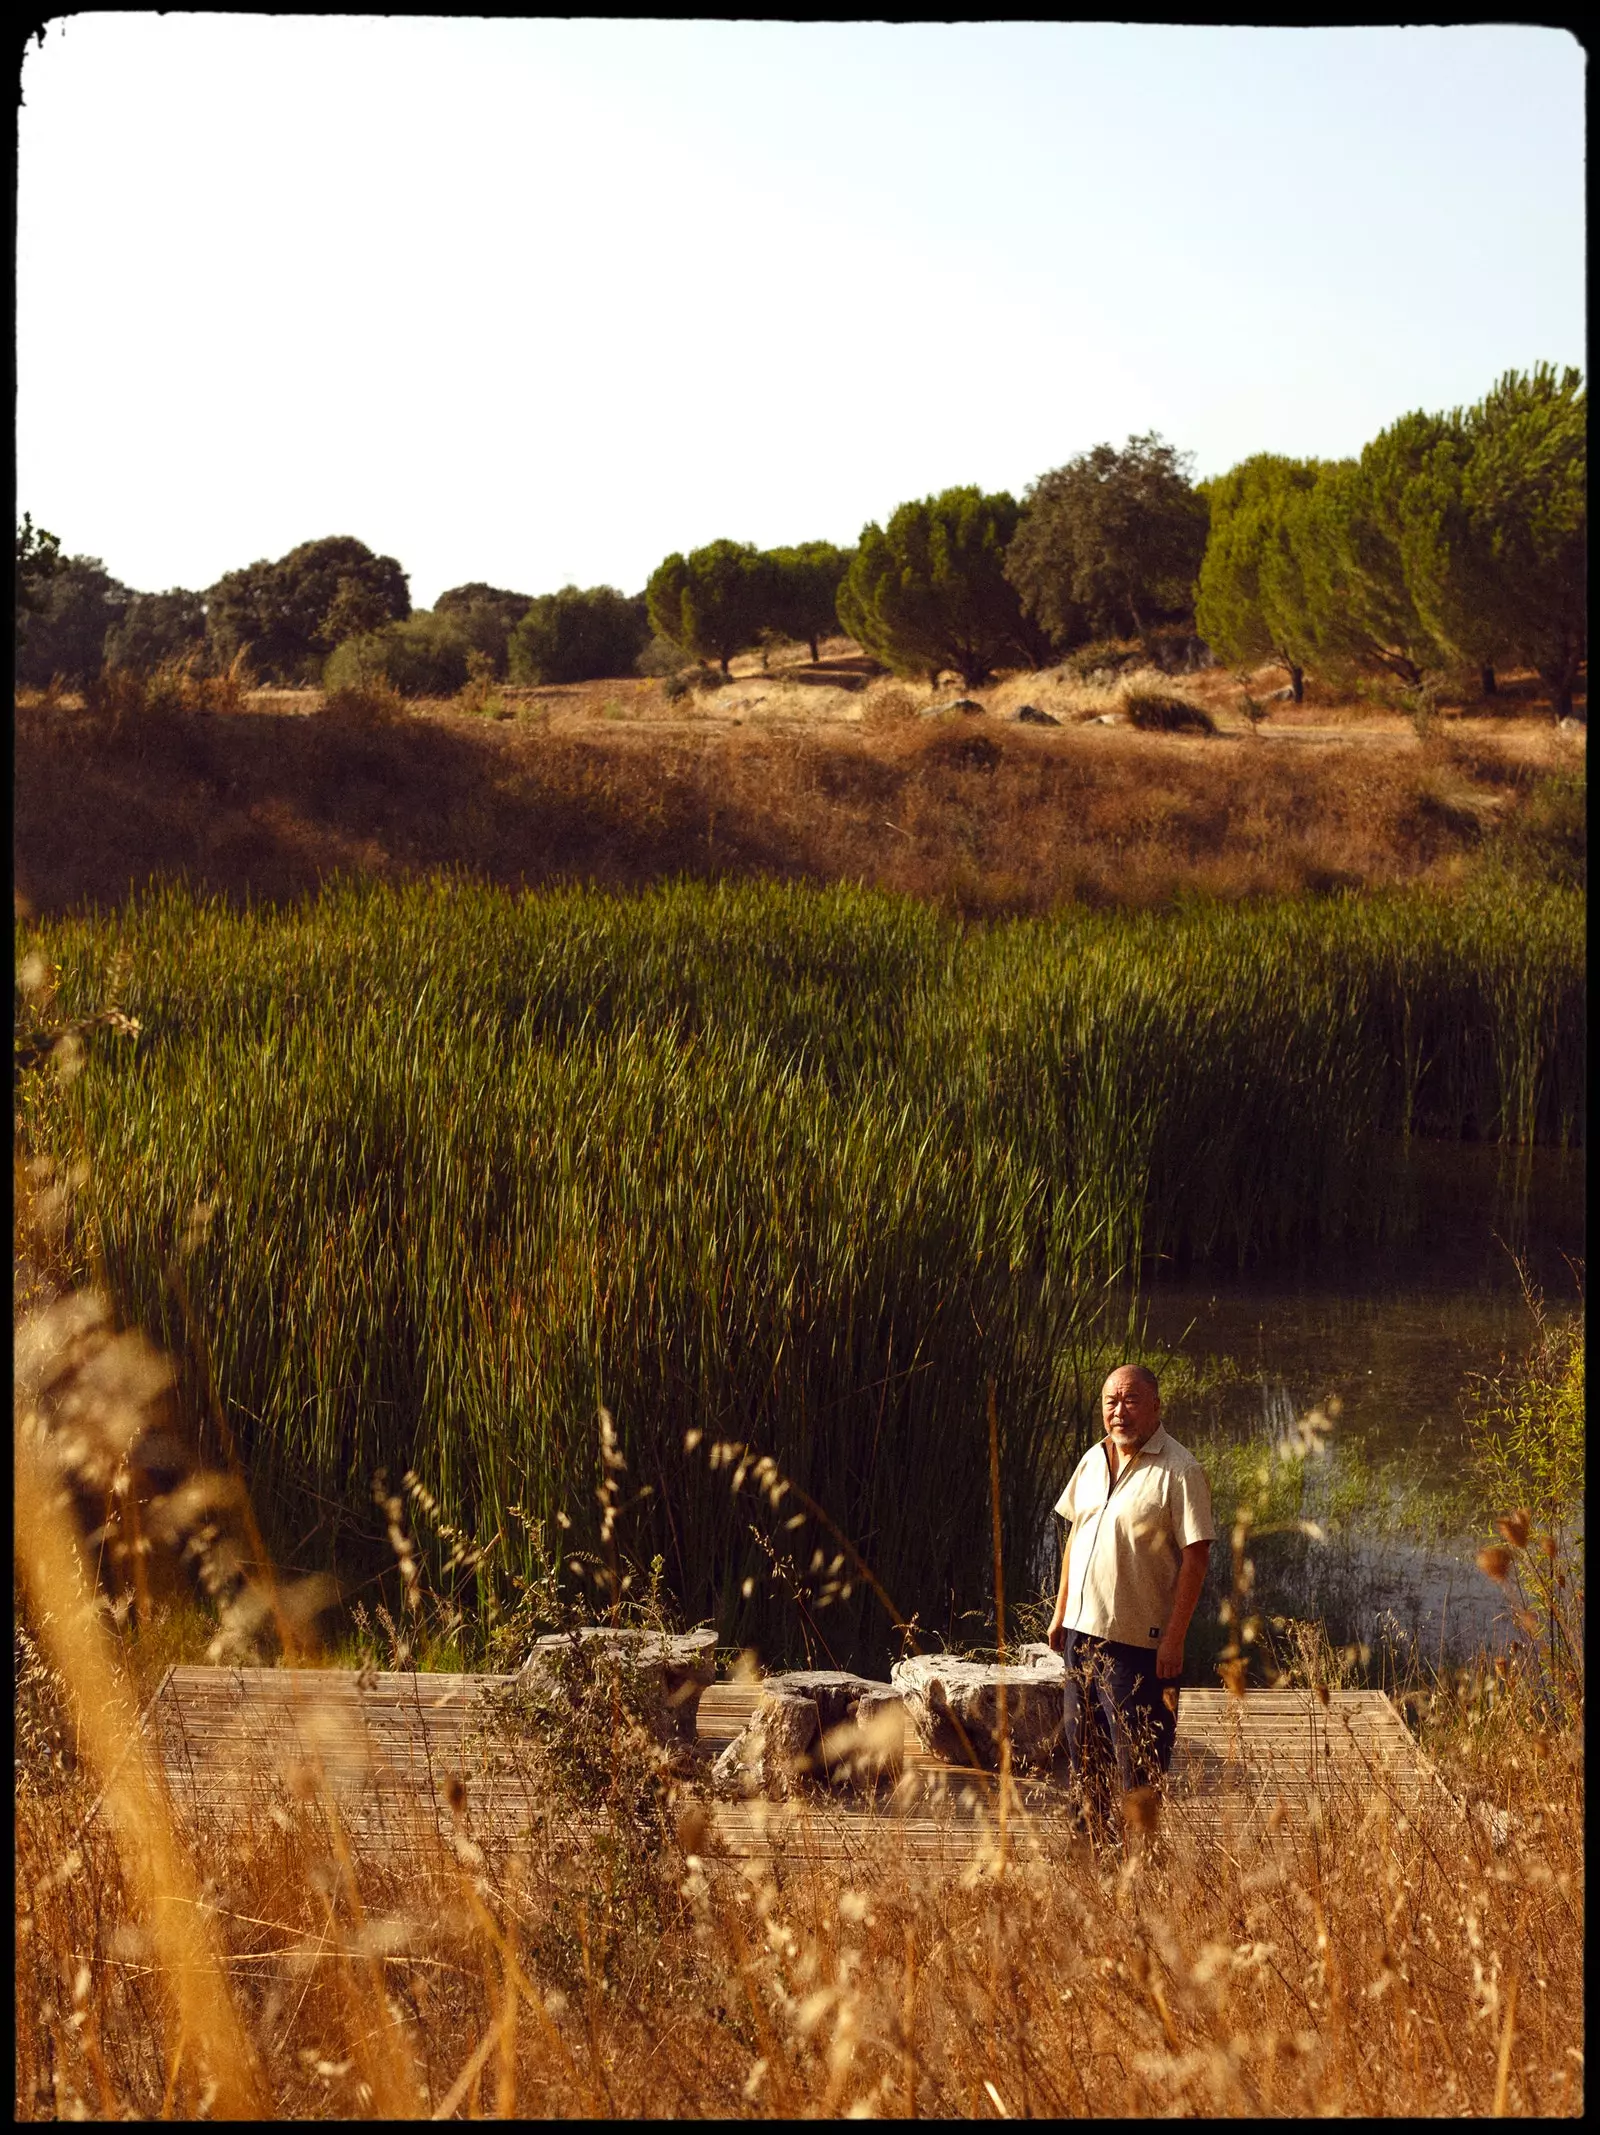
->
xmin=1054 ymin=1423 xmax=1215 ymax=1648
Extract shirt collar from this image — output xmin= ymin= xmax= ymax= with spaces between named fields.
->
xmin=1102 ymin=1421 xmax=1168 ymax=1466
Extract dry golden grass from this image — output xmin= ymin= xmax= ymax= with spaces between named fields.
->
xmin=13 ymin=647 xmax=1585 ymax=919
xmin=14 ymin=1606 xmax=1586 ymax=2119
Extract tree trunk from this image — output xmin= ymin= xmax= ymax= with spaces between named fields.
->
xmin=1289 ymin=663 xmax=1305 ymax=704
xmin=808 ymin=634 xmax=820 ymax=665
xmin=1128 ymin=594 xmax=1153 ymax=665
xmin=1481 ymin=663 xmax=1497 ymax=697
xmin=929 ymin=667 xmax=942 ymax=689
xmin=720 ymin=653 xmax=731 ymax=675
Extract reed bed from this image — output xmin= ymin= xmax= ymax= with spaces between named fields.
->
xmin=14 ymin=876 xmax=1585 ymax=1662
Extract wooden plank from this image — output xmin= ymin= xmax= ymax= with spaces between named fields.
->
xmin=136 ymin=1667 xmax=1447 ymax=1864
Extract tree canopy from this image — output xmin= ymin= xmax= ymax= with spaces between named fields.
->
xmin=15 ymin=514 xmax=62 ymax=646
xmin=206 ymin=535 xmax=410 ymax=685
xmin=322 ymin=611 xmax=471 ymax=698
xmin=103 ymin=589 xmax=210 ymax=676
xmin=837 ymin=487 xmax=1046 ymax=687
xmin=1308 ymin=414 xmax=1455 ymax=687
xmin=434 ymin=583 xmax=536 ymax=677
xmin=645 ymin=540 xmax=769 ymax=673
xmin=1194 ymin=457 xmax=1324 ymax=700
xmin=1194 ymin=365 xmax=1586 ymax=717
xmin=1006 ymin=433 xmax=1209 ymax=656
xmin=14 ymin=552 xmax=132 ymax=687
xmin=507 ymin=584 xmax=651 ymax=685
xmin=1450 ymin=364 xmax=1585 ymax=717
xmin=763 ymin=542 xmax=854 ymax=662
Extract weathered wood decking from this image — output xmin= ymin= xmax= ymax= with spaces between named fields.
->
xmin=131 ymin=1665 xmax=1446 ymax=1866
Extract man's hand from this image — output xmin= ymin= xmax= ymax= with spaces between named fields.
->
xmin=1047 ymin=1620 xmax=1067 ymax=1654
xmin=1155 ymin=1630 xmax=1184 ymax=1679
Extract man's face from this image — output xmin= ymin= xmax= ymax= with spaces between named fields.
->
xmin=1101 ymin=1369 xmax=1160 ymax=1453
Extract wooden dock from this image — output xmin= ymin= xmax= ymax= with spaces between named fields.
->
xmin=126 ymin=1665 xmax=1447 ymax=1867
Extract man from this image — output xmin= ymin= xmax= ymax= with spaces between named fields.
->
xmin=1046 ymin=1364 xmax=1214 ymax=1835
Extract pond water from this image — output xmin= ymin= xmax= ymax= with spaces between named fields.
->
xmin=1104 ymin=1143 xmax=1584 ymax=1674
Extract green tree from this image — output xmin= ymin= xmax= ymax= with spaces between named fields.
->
xmin=206 ymin=535 xmax=410 ymax=684
xmin=319 ymin=574 xmax=401 ymax=650
xmin=763 ymin=541 xmax=854 ymax=663
xmin=645 ymin=540 xmax=769 ymax=673
xmin=508 ymin=585 xmax=651 ymax=684
xmin=15 ymin=514 xmax=62 ymax=648
xmin=1195 ymin=457 xmax=1324 ymax=701
xmin=102 ymin=588 xmax=210 ymax=675
xmin=837 ymin=487 xmax=1046 ymax=688
xmin=1387 ymin=418 xmax=1508 ymax=697
xmin=322 ymin=610 xmax=471 ymax=698
xmin=1457 ymin=365 xmax=1586 ymax=720
xmin=14 ymin=553 xmax=131 ymax=687
xmin=434 ymin=583 xmax=536 ymax=678
xmin=1005 ymin=433 xmax=1210 ymax=658
xmin=1287 ymin=417 xmax=1457 ymax=693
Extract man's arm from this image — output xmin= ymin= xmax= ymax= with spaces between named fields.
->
xmin=1154 ymin=1540 xmax=1211 ymax=1680
xmin=1046 ymin=1522 xmax=1074 ymax=1652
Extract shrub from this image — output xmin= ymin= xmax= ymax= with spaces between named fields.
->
xmin=323 ymin=612 xmax=471 ymax=698
xmin=1120 ymin=686 xmax=1215 ymax=733
xmin=508 ymin=585 xmax=651 ymax=686
xmin=433 ymin=583 xmax=535 ymax=677
xmin=320 ymin=679 xmax=408 ymax=729
xmin=635 ymin=633 xmax=687 ymax=679
xmin=1064 ymin=639 xmax=1144 ymax=683
xmin=83 ymin=651 xmax=251 ymax=731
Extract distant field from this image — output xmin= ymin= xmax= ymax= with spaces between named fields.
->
xmin=13 ymin=644 xmax=1585 ymax=917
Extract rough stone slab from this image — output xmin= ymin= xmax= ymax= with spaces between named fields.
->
xmin=520 ymin=1626 xmax=717 ymax=1741
xmin=710 ymin=1672 xmax=896 ymax=1799
xmin=891 ymin=1648 xmax=1066 ymax=1769
xmin=711 ymin=1690 xmax=821 ymax=1801
xmin=757 ymin=1670 xmax=886 ymax=1734
xmin=821 ymin=1690 xmax=910 ymax=1787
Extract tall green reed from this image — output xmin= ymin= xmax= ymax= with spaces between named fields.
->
xmin=16 ymin=875 xmax=1584 ymax=1666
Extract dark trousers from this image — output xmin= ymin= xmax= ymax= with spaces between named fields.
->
xmin=1060 ymin=1630 xmax=1177 ymax=1817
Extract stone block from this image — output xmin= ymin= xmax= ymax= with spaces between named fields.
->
xmin=891 ymin=1646 xmax=1066 ymax=1770
xmin=521 ymin=1625 xmax=717 ymax=1742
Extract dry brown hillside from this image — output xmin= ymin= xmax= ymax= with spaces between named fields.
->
xmin=14 ymin=642 xmax=1585 ymax=917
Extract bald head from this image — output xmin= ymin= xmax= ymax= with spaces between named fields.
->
xmin=1108 ymin=1364 xmax=1158 ymax=1399
xmin=1101 ymin=1364 xmax=1161 ymax=1452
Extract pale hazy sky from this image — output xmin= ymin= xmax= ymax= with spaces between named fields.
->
xmin=17 ymin=16 xmax=1585 ymax=611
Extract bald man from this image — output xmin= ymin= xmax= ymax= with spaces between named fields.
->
xmin=1047 ymin=1364 xmax=1214 ymax=1833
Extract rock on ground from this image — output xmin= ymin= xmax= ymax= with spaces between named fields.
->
xmin=891 ymin=1645 xmax=1066 ymax=1769
xmin=521 ymin=1626 xmax=717 ymax=1741
xmin=711 ymin=1670 xmax=897 ymax=1799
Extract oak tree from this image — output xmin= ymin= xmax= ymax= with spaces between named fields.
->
xmin=1006 ymin=433 xmax=1209 ymax=659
